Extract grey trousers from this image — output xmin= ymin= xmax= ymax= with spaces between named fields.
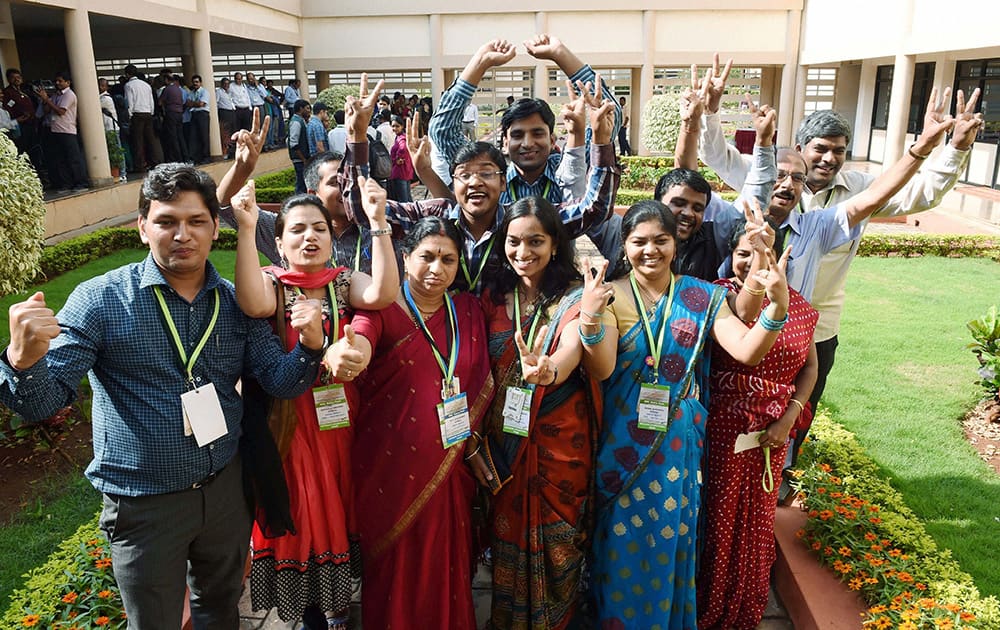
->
xmin=99 ymin=456 xmax=252 ymax=630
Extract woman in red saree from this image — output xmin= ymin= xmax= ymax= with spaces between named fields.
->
xmin=231 ymin=178 xmax=398 ymax=629
xmin=480 ymin=197 xmax=615 ymax=629
xmin=697 ymin=222 xmax=818 ymax=630
xmin=333 ymin=216 xmax=493 ymax=629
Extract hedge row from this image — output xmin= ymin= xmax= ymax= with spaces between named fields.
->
xmin=858 ymin=233 xmax=1000 ymax=260
xmin=615 ymin=188 xmax=739 ymax=207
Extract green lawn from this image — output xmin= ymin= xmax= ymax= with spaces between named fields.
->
xmin=0 ymin=249 xmax=238 ymax=604
xmin=824 ymin=256 xmax=1000 ymax=597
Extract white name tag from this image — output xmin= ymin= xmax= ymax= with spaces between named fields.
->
xmin=181 ymin=383 xmax=228 ymax=447
xmin=734 ymin=430 xmax=766 ymax=453
xmin=313 ymin=384 xmax=350 ymax=430
xmin=437 ymin=392 xmax=471 ymax=449
xmin=502 ymin=386 xmax=532 ymax=436
xmin=636 ymin=383 xmax=672 ymax=432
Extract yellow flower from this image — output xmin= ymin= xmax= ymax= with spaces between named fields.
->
xmin=898 ymin=622 xmax=917 ymax=630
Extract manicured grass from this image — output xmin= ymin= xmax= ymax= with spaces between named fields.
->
xmin=0 ymin=249 xmax=238 ymax=603
xmin=0 ymin=475 xmax=100 ymax=603
xmin=824 ymin=256 xmax=1000 ymax=597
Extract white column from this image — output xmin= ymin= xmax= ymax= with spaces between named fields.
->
xmin=636 ymin=10 xmax=655 ymax=156
xmin=791 ymin=64 xmax=808 ymax=137
xmin=776 ymin=8 xmax=802 ymax=146
xmin=532 ymin=12 xmax=549 ymax=98
xmin=883 ymin=53 xmax=915 ymax=166
xmin=65 ymin=8 xmax=111 ymax=184
xmin=294 ymin=46 xmax=307 ymax=97
xmin=852 ymin=60 xmax=879 ymax=160
xmin=429 ymin=14 xmax=444 ymax=99
xmin=0 ymin=1 xmax=19 ymax=72
xmin=192 ymin=27 xmax=220 ymax=158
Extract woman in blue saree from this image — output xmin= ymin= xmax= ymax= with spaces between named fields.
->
xmin=587 ymin=201 xmax=790 ymax=629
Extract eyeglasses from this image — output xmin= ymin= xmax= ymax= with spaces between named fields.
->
xmin=777 ymin=171 xmax=808 ymax=184
xmin=453 ymin=170 xmax=504 ymax=184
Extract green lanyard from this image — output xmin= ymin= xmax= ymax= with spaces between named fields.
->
xmin=512 ymin=288 xmax=542 ymax=350
xmin=629 ymin=271 xmax=676 ymax=383
xmin=458 ymin=235 xmax=494 ymax=293
xmin=292 ymin=282 xmax=339 ymax=344
xmin=152 ymin=286 xmax=220 ymax=385
xmin=353 ymin=236 xmax=362 ymax=271
xmin=403 ymin=281 xmax=460 ymax=391
xmin=508 ymin=179 xmax=551 ymax=202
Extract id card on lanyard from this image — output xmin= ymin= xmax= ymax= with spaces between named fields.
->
xmin=502 ymin=289 xmax=542 ymax=436
xmin=403 ymin=281 xmax=470 ymax=448
xmin=153 ymin=286 xmax=227 ymax=447
xmin=295 ymin=283 xmax=352 ymax=429
xmin=629 ymin=272 xmax=678 ymax=433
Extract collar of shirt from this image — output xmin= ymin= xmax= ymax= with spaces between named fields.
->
xmin=504 ymin=153 xmax=560 ymax=193
xmin=137 ymin=253 xmax=222 ymax=299
xmin=450 ymin=203 xmax=503 ymax=261
xmin=801 ymin=170 xmax=850 ymax=209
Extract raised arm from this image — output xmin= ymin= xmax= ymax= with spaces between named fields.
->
xmin=578 ymin=259 xmax=618 ymax=381
xmin=230 ymin=180 xmax=278 ymax=319
xmin=697 ymin=54 xmax=752 ymax=190
xmin=739 ymin=95 xmax=778 ymax=211
xmin=675 ymin=72 xmax=708 ymax=170
xmin=348 ymin=176 xmax=399 ymax=310
xmin=555 ymin=97 xmax=620 ymax=238
xmin=216 ymin=107 xmax=270 ymax=208
xmin=429 ymin=39 xmax=516 ymax=174
xmin=844 ymin=87 xmax=955 ymax=228
xmin=407 ymin=110 xmax=455 ymax=201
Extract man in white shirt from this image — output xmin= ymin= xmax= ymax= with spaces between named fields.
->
xmin=123 ymin=64 xmax=162 ymax=171
xmin=375 ymin=109 xmax=394 ymax=152
xmin=186 ymin=75 xmax=211 ymax=164
xmin=461 ymin=101 xmax=478 ymax=141
xmin=216 ymin=77 xmax=236 ymax=158
xmin=99 ymin=78 xmax=126 ymax=180
xmin=327 ymin=109 xmax=347 ymax=154
xmin=283 ymin=79 xmax=301 ymax=119
xmin=37 ymin=71 xmax=89 ymax=191
xmin=230 ymin=72 xmax=252 ymax=133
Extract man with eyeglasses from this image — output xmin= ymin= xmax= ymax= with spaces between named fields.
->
xmin=428 ymin=36 xmax=624 ymax=263
xmin=340 ymin=75 xmax=620 ymax=295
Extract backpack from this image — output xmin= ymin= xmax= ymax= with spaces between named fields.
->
xmin=368 ymin=130 xmax=392 ymax=180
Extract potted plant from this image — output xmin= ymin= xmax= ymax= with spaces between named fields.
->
xmin=0 ymin=130 xmax=46 ymax=296
xmin=106 ymin=130 xmax=125 ymax=179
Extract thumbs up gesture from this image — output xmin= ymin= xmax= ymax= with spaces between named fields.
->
xmin=8 ymin=292 xmax=61 ymax=371
xmin=323 ymin=324 xmax=365 ymax=381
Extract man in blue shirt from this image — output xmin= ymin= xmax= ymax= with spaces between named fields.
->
xmin=0 ymin=163 xmax=325 ymax=629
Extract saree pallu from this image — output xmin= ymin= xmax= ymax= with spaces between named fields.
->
xmin=482 ymin=289 xmax=602 ymax=630
xmin=350 ymin=293 xmax=493 ymax=630
xmin=592 ymin=275 xmax=726 ymax=630
xmin=697 ymin=285 xmax=817 ymax=630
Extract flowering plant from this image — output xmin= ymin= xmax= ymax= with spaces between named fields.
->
xmin=2 ymin=518 xmax=127 ymax=630
xmin=792 ymin=414 xmax=1000 ymax=629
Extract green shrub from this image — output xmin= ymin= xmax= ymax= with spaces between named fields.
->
xmin=255 ymin=186 xmax=295 ymax=203
xmin=794 ymin=414 xmax=1000 ymax=628
xmin=253 ymin=168 xmax=295 ymax=189
xmin=315 ymin=84 xmax=359 ymax=112
xmin=0 ymin=130 xmax=46 ymax=296
xmin=620 ymin=156 xmax=675 ymax=170
xmin=967 ymin=305 xmax=1000 ymax=400
xmin=1 ymin=515 xmax=126 ymax=629
xmin=858 ymin=233 xmax=1000 ymax=260
xmin=639 ymin=93 xmax=681 ymax=155
xmin=615 ymin=188 xmax=738 ymax=208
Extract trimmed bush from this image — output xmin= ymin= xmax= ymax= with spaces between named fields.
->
xmin=639 ymin=93 xmax=681 ymax=155
xmin=255 ymin=186 xmax=295 ymax=204
xmin=0 ymin=130 xmax=46 ymax=296
xmin=858 ymin=233 xmax=1000 ymax=260
xmin=253 ymin=168 xmax=295 ymax=189
xmin=315 ymin=85 xmax=359 ymax=112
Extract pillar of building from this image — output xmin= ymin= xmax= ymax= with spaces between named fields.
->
xmin=883 ymin=53 xmax=915 ymax=166
xmin=429 ymin=14 xmax=444 ymax=100
xmin=179 ymin=30 xmax=195 ymax=80
xmin=628 ymin=69 xmax=641 ymax=152
xmin=636 ymin=10 xmax=656 ymax=155
xmin=852 ymin=60 xmax=879 ymax=160
xmin=0 ymin=1 xmax=20 ymax=73
xmin=294 ymin=46 xmax=308 ymax=96
xmin=791 ymin=64 xmax=808 ymax=135
xmin=760 ymin=66 xmax=779 ymax=111
xmin=314 ymin=70 xmax=329 ymax=95
xmin=532 ymin=12 xmax=549 ymax=99
xmin=776 ymin=8 xmax=802 ymax=146
xmin=64 ymin=8 xmax=111 ymax=185
xmin=192 ymin=26 xmax=220 ymax=158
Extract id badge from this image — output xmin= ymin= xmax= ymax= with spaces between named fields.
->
xmin=636 ymin=383 xmax=672 ymax=432
xmin=180 ymin=382 xmax=228 ymax=447
xmin=313 ymin=384 xmax=350 ymax=430
xmin=436 ymin=392 xmax=471 ymax=449
xmin=502 ymin=386 xmax=532 ymax=436
xmin=441 ymin=376 xmax=461 ymax=401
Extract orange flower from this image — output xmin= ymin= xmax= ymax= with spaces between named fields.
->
xmin=900 ymin=609 xmax=919 ymax=621
xmin=871 ymin=544 xmax=883 ymax=552
xmin=808 ymin=510 xmax=819 ymax=518
xmin=824 ymin=546 xmax=834 ymax=556
xmin=831 ymin=491 xmax=843 ymax=498
xmin=866 ymin=577 xmax=878 ymax=584
xmin=21 ymin=615 xmax=40 ymax=627
xmin=935 ymin=619 xmax=954 ymax=630
xmin=819 ymin=510 xmax=834 ymax=521
xmin=869 ymin=517 xmax=882 ymax=525
xmin=98 ymin=590 xmax=113 ymax=599
xmin=796 ymin=529 xmax=806 ymax=539
xmin=869 ymin=505 xmax=880 ymax=513
xmin=812 ymin=541 xmax=822 ymax=551
xmin=872 ymin=618 xmax=891 ymax=630
xmin=819 ymin=463 xmax=832 ymax=473
xmin=864 ymin=532 xmax=878 ymax=541
xmin=959 ymin=611 xmax=976 ymax=622
xmin=817 ymin=487 xmax=827 ymax=494
xmin=868 ymin=605 xmax=888 ymax=614
xmin=888 ymin=549 xmax=902 ymax=558
xmin=87 ymin=548 xmax=104 ymax=557
xmin=898 ymin=622 xmax=917 ymax=630
xmin=830 ymin=476 xmax=842 ymax=485
xmin=87 ymin=538 xmax=101 ymax=546
xmin=61 ymin=591 xmax=78 ymax=604
xmin=95 ymin=617 xmax=110 ymax=626
xmin=896 ymin=572 xmax=914 ymax=583
xmin=94 ymin=558 xmax=113 ymax=569
xmin=849 ymin=577 xmax=863 ymax=590
xmin=839 ymin=547 xmax=852 ymax=557
xmin=917 ymin=598 xmax=937 ymax=609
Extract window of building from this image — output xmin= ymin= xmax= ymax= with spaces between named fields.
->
xmin=954 ymin=58 xmax=1000 ymax=141
xmin=871 ymin=62 xmax=934 ymax=133
xmin=803 ymin=67 xmax=837 ymax=114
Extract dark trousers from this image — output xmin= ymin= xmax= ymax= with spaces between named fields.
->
xmin=219 ymin=109 xmax=237 ymax=157
xmin=293 ymin=160 xmax=306 ymax=194
xmin=188 ymin=110 xmax=210 ymax=163
xmin=388 ymin=177 xmax=412 ymax=202
xmin=47 ymin=132 xmax=89 ymax=189
xmin=130 ymin=112 xmax=163 ymax=170
xmin=99 ymin=457 xmax=252 ymax=630
xmin=161 ymin=111 xmax=185 ymax=162
xmin=235 ymin=107 xmax=252 ymax=132
xmin=618 ymin=127 xmax=631 ymax=156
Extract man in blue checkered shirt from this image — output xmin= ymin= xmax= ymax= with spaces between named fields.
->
xmin=429 ymin=35 xmax=625 ymax=264
xmin=0 ymin=163 xmax=325 ymax=629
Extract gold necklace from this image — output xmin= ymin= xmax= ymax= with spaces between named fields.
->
xmin=519 ymin=287 xmax=540 ymax=317
xmin=635 ymin=279 xmax=667 ymax=308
